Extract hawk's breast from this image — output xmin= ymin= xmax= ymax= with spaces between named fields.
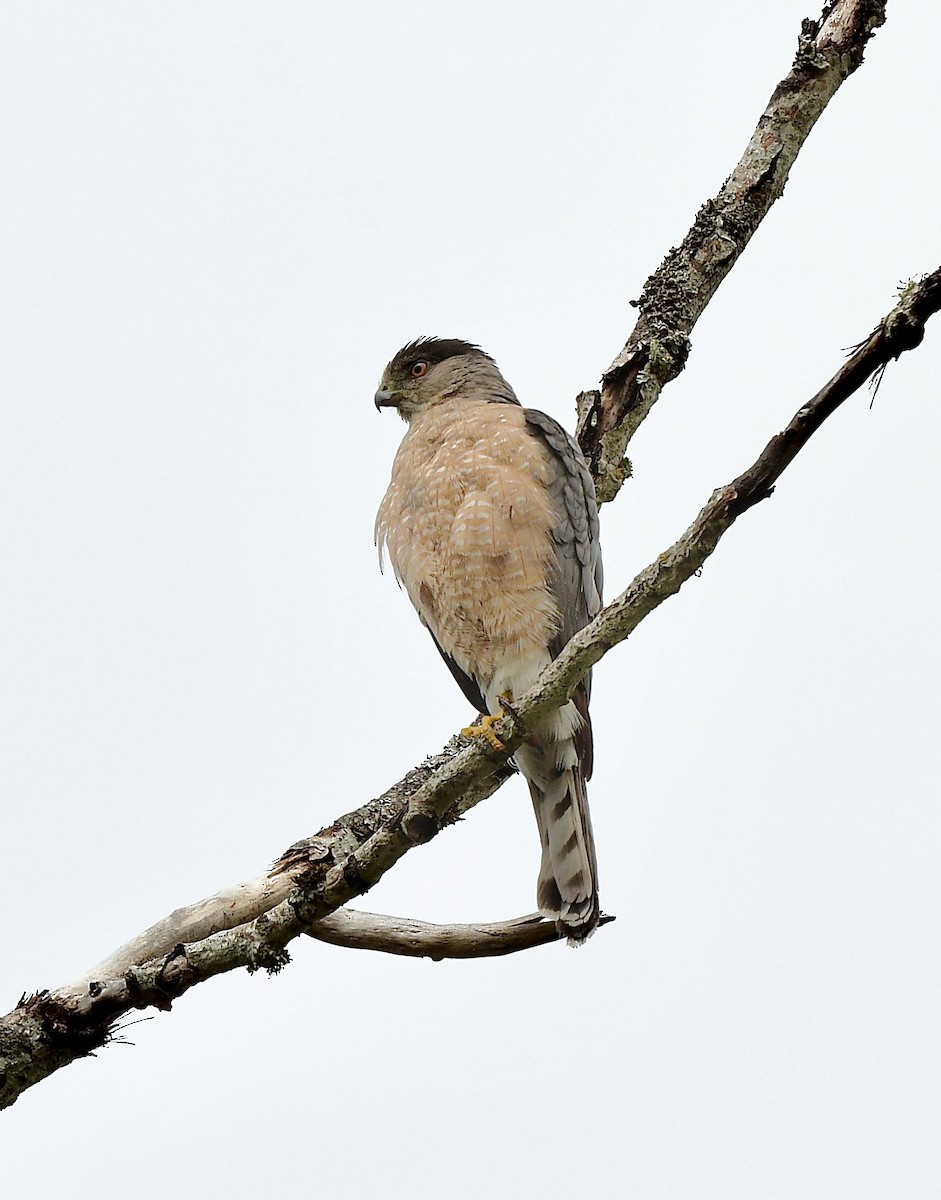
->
xmin=376 ymin=398 xmax=561 ymax=689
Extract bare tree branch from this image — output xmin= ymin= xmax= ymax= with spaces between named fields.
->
xmin=3 ymin=265 xmax=937 ymax=1111
xmin=62 ymin=742 xmax=516 ymax=996
xmin=305 ymin=909 xmax=616 ymax=959
xmin=576 ymin=0 xmax=888 ymax=501
xmin=2 ymin=1 xmax=926 ymax=1116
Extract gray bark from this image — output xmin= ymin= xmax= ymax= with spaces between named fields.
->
xmin=3 ymin=0 xmax=929 ymax=1112
xmin=576 ymin=0 xmax=888 ymax=501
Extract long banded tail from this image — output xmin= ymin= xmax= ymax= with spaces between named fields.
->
xmin=514 ymin=700 xmax=599 ymax=944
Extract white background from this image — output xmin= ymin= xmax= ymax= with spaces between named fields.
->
xmin=2 ymin=3 xmax=940 ymax=1196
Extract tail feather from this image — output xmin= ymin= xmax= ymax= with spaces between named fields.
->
xmin=515 ymin=699 xmax=599 ymax=944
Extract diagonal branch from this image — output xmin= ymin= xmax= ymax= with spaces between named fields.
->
xmin=0 ymin=0 xmax=914 ymax=1113
xmin=576 ymin=0 xmax=888 ymax=501
xmin=3 ymin=267 xmax=937 ymax=1111
xmin=402 ymin=272 xmax=941 ymax=808
xmin=60 ymin=743 xmax=517 ymax=997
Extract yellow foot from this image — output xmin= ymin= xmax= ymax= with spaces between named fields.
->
xmin=461 ymin=708 xmax=508 ymax=752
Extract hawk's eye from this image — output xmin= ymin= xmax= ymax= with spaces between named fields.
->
xmin=410 ymin=361 xmax=429 ymax=378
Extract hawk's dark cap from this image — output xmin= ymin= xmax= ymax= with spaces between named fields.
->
xmin=389 ymin=337 xmax=493 ymax=376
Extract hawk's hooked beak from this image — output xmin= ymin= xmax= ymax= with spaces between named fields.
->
xmin=374 ymin=387 xmax=399 ymax=411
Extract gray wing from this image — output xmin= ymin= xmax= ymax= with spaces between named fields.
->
xmin=523 ymin=407 xmax=602 ymax=777
xmin=522 ymin=407 xmax=602 ymax=651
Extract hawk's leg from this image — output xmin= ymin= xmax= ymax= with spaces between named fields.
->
xmin=461 ymin=700 xmax=513 ymax=752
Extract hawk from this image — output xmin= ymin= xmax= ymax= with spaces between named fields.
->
xmin=375 ymin=338 xmax=602 ymax=943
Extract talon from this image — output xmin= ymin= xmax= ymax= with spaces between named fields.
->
xmin=461 ymin=708 xmax=507 ymax=752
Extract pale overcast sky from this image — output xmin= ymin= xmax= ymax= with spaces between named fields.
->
xmin=3 ymin=3 xmax=940 ymax=1197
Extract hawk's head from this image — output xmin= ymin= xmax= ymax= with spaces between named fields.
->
xmin=375 ymin=337 xmax=518 ymax=419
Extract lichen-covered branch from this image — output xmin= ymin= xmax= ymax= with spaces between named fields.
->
xmin=0 ymin=745 xmax=515 ymax=1109
xmin=63 ymin=741 xmax=515 ymax=996
xmin=576 ymin=0 xmax=888 ymax=501
xmin=3 ymin=266 xmax=936 ymax=1111
xmin=0 ymin=0 xmax=919 ymax=1114
xmin=527 ymin=269 xmax=940 ymax=718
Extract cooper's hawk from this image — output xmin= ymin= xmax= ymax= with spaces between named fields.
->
xmin=375 ymin=338 xmax=602 ymax=943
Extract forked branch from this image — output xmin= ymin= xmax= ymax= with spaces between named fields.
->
xmin=3 ymin=267 xmax=937 ymax=1110
xmin=0 ymin=0 xmax=923 ymax=1115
